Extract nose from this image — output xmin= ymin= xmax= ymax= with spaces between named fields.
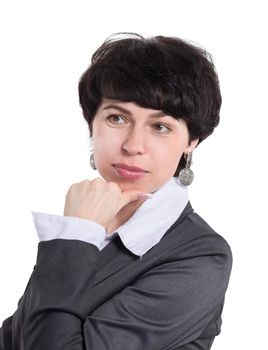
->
xmin=121 ymin=127 xmax=146 ymax=155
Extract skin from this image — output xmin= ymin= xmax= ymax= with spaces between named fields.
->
xmin=64 ymin=98 xmax=199 ymax=234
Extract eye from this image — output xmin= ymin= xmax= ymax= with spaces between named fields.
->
xmin=152 ymin=123 xmax=171 ymax=134
xmin=106 ymin=114 xmax=125 ymax=124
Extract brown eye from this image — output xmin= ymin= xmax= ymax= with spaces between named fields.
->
xmin=107 ymin=114 xmax=125 ymax=124
xmin=153 ymin=123 xmax=171 ymax=134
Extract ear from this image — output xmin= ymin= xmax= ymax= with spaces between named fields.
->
xmin=184 ymin=138 xmax=199 ymax=154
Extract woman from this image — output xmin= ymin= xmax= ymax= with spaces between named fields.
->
xmin=0 ymin=33 xmax=232 ymax=349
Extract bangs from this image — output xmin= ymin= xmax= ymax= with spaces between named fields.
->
xmin=79 ymin=37 xmax=197 ymax=125
xmin=95 ymin=65 xmax=186 ymax=120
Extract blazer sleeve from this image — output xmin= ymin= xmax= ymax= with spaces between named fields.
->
xmin=0 ymin=236 xmax=232 ymax=350
xmin=0 ymin=239 xmax=100 ymax=349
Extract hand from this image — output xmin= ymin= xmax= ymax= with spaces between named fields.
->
xmin=64 ymin=177 xmax=151 ymax=229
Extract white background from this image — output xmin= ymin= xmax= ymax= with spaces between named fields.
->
xmin=0 ymin=0 xmax=267 ymax=348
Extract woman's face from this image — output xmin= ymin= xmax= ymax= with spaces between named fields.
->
xmin=91 ymin=98 xmax=198 ymax=193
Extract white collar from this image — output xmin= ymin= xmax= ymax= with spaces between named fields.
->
xmin=107 ymin=177 xmax=189 ymax=257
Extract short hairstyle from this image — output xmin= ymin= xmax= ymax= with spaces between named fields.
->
xmin=78 ymin=32 xmax=221 ymax=176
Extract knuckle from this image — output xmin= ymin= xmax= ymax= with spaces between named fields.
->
xmin=80 ymin=179 xmax=90 ymax=184
xmin=107 ymin=181 xmax=117 ymax=188
xmin=69 ymin=183 xmax=78 ymax=191
xmin=65 ymin=183 xmax=77 ymax=197
xmin=91 ymin=177 xmax=104 ymax=187
xmin=108 ymin=182 xmax=121 ymax=193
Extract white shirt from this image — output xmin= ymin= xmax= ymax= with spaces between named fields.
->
xmin=31 ymin=177 xmax=189 ymax=257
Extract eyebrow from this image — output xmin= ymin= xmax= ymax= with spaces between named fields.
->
xmin=102 ymin=104 xmax=169 ymax=118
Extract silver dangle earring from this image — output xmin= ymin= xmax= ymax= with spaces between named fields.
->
xmin=90 ymin=153 xmax=97 ymax=170
xmin=179 ymin=152 xmax=194 ymax=186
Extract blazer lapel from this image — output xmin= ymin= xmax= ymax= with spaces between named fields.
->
xmin=93 ymin=234 xmax=138 ymax=286
xmin=92 ymin=201 xmax=194 ymax=287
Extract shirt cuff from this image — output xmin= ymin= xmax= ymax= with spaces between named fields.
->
xmin=31 ymin=211 xmax=106 ymax=249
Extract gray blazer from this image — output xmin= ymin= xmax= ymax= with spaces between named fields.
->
xmin=0 ymin=202 xmax=232 ymax=350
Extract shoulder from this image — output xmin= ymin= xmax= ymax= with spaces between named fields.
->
xmin=189 ymin=209 xmax=232 ymax=261
xmin=166 ymin=201 xmax=232 ymax=258
xmin=157 ymin=202 xmax=233 ymax=280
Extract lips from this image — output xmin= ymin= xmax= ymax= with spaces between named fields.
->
xmin=113 ymin=163 xmax=148 ymax=173
xmin=112 ymin=163 xmax=149 ymax=180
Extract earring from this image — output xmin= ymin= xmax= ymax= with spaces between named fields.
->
xmin=178 ymin=152 xmax=194 ymax=186
xmin=90 ymin=153 xmax=97 ymax=170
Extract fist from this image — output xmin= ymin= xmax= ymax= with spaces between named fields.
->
xmin=64 ymin=178 xmax=150 ymax=229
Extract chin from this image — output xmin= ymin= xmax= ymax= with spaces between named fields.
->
xmin=100 ymin=170 xmax=153 ymax=192
xmin=117 ymin=181 xmax=146 ymax=191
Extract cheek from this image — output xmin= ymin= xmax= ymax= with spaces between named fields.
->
xmin=154 ymin=140 xmax=184 ymax=165
xmin=93 ymin=127 xmax=120 ymax=156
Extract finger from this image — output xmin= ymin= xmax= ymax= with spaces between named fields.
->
xmin=119 ymin=190 xmax=153 ymax=209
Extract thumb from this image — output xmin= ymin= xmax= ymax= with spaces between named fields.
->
xmin=119 ymin=190 xmax=153 ymax=209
